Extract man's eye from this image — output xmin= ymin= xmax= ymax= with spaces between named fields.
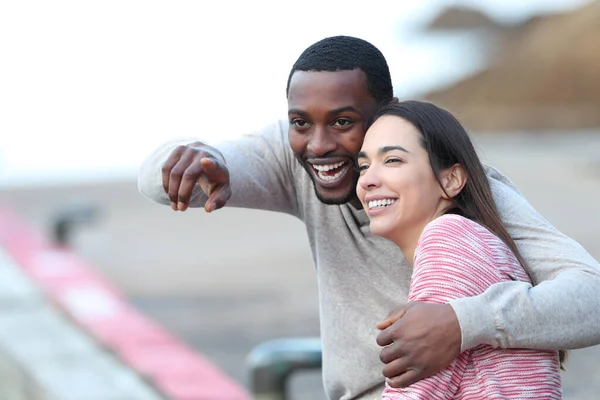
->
xmin=333 ymin=118 xmax=353 ymax=127
xmin=290 ymin=119 xmax=308 ymax=128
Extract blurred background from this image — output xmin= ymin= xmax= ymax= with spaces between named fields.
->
xmin=1 ymin=0 xmax=599 ymax=399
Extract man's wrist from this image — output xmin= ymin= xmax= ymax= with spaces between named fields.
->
xmin=448 ymin=295 xmax=498 ymax=351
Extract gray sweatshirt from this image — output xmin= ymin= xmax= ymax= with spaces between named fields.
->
xmin=138 ymin=120 xmax=600 ymax=400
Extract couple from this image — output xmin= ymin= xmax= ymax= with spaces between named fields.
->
xmin=139 ymin=36 xmax=600 ymax=399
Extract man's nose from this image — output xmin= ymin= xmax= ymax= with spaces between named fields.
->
xmin=307 ymin=128 xmax=336 ymax=156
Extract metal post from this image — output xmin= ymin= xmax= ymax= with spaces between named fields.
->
xmin=247 ymin=338 xmax=322 ymax=400
xmin=50 ymin=204 xmax=98 ymax=246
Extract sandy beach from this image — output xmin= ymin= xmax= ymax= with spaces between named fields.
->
xmin=1 ymin=130 xmax=599 ymax=399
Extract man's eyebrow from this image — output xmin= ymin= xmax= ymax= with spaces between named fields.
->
xmin=288 ymin=109 xmax=308 ymax=116
xmin=288 ymin=106 xmax=361 ymax=117
xmin=327 ymin=106 xmax=362 ymax=116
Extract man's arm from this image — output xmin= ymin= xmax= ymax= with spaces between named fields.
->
xmin=449 ymin=165 xmax=600 ymax=351
xmin=138 ymin=119 xmax=301 ymax=216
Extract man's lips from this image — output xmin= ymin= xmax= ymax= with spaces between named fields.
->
xmin=306 ymin=157 xmax=349 ymax=167
xmin=306 ymin=158 xmax=353 ymax=188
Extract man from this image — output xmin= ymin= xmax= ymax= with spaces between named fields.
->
xmin=139 ymin=36 xmax=600 ymax=399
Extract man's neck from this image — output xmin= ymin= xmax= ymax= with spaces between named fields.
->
xmin=349 ymin=196 xmax=363 ymax=210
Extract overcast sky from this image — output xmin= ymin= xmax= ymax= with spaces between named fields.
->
xmin=0 ymin=0 xmax=590 ymax=186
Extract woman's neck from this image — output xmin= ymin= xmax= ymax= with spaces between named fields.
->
xmin=389 ymin=228 xmax=421 ymax=268
xmin=389 ymin=204 xmax=451 ymax=267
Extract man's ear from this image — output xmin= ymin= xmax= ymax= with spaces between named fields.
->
xmin=440 ymin=164 xmax=467 ymax=200
xmin=390 ymin=97 xmax=400 ymax=104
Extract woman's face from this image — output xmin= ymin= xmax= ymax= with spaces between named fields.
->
xmin=356 ymin=115 xmax=448 ymax=243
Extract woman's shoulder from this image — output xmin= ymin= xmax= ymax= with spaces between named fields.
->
xmin=417 ymin=214 xmax=503 ymax=256
xmin=414 ymin=215 xmax=501 ymax=281
xmin=422 ymin=214 xmax=487 ymax=239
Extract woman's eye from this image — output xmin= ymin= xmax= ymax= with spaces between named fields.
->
xmin=385 ymin=158 xmax=404 ymax=165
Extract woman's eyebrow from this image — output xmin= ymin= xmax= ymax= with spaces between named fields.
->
xmin=356 ymin=145 xmax=410 ymax=160
xmin=379 ymin=145 xmax=410 ymax=154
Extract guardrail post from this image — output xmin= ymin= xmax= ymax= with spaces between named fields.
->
xmin=50 ymin=204 xmax=98 ymax=246
xmin=247 ymin=338 xmax=322 ymax=400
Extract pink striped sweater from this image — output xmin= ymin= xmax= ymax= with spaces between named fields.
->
xmin=382 ymin=214 xmax=562 ymax=399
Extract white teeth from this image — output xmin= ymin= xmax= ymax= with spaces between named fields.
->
xmin=312 ymin=161 xmax=345 ymax=172
xmin=312 ymin=161 xmax=348 ymax=182
xmin=367 ymin=199 xmax=396 ymax=210
xmin=317 ymin=166 xmax=347 ymax=182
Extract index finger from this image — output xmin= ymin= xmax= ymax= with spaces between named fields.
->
xmin=205 ymin=183 xmax=231 ymax=213
xmin=377 ymin=307 xmax=408 ymax=330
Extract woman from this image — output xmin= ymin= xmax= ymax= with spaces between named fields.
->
xmin=355 ymin=101 xmax=563 ymax=399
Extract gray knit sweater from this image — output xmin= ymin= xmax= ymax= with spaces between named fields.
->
xmin=138 ymin=119 xmax=600 ymax=400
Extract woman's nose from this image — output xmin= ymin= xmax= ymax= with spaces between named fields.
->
xmin=358 ymin=166 xmax=381 ymax=190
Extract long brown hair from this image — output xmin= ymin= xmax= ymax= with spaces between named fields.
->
xmin=369 ymin=100 xmax=566 ymax=369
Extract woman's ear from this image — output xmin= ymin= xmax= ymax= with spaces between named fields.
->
xmin=440 ymin=164 xmax=467 ymax=199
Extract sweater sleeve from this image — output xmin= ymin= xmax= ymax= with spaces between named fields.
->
xmin=449 ymin=165 xmax=600 ymax=351
xmin=382 ymin=215 xmax=496 ymax=399
xmin=138 ymin=119 xmax=300 ymax=217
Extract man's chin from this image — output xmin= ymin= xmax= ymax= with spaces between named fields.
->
xmin=297 ymin=159 xmax=358 ymax=205
xmin=313 ymin=184 xmax=356 ymax=205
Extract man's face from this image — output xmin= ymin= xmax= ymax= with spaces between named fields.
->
xmin=287 ymin=69 xmax=378 ymax=205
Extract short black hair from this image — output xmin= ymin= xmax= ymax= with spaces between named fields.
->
xmin=286 ymin=35 xmax=393 ymax=105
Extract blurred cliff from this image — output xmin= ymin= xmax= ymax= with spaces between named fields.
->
xmin=419 ymin=0 xmax=600 ymax=132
